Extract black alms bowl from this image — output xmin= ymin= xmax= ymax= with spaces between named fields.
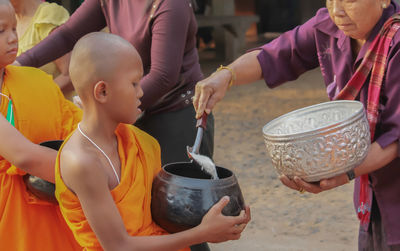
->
xmin=23 ymin=140 xmax=63 ymax=204
xmin=151 ymin=162 xmax=245 ymax=233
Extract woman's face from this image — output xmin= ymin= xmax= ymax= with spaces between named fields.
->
xmin=326 ymin=0 xmax=390 ymax=41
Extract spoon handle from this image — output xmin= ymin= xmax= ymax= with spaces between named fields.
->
xmin=191 ymin=114 xmax=208 ymax=154
xmin=196 ymin=113 xmax=208 ymax=129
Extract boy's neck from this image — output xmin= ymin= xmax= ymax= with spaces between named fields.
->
xmin=79 ymin=112 xmax=119 ymax=145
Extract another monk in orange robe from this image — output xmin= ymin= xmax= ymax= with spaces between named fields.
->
xmin=0 ymin=2 xmax=82 ymax=250
xmin=55 ymin=32 xmax=250 ymax=251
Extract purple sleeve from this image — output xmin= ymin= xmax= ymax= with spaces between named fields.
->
xmin=139 ymin=0 xmax=191 ymax=110
xmin=256 ymin=16 xmax=320 ymax=88
xmin=374 ymin=33 xmax=400 ymax=154
xmin=17 ymin=0 xmax=106 ymax=67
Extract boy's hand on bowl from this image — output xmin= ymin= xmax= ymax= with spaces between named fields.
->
xmin=198 ymin=196 xmax=251 ymax=243
xmin=280 ymin=173 xmax=350 ymax=194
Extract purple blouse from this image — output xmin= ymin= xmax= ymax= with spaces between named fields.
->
xmin=257 ymin=2 xmax=400 ymax=245
xmin=17 ymin=0 xmax=202 ymax=114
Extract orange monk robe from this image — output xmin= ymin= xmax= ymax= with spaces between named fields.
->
xmin=0 ymin=65 xmax=82 ymax=251
xmin=56 ymin=123 xmax=190 ymax=251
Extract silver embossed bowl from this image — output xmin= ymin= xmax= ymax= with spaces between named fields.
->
xmin=262 ymin=100 xmax=370 ymax=182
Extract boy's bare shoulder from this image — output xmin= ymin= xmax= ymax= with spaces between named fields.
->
xmin=59 ymin=134 xmax=106 ymax=192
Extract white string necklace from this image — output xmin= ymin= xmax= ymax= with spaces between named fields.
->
xmin=0 ymin=92 xmax=10 ymax=101
xmin=77 ymin=123 xmax=120 ymax=184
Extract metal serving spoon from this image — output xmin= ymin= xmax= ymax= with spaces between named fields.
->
xmin=186 ymin=114 xmax=219 ymax=180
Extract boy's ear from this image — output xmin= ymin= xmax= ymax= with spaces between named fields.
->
xmin=93 ymin=80 xmax=108 ymax=103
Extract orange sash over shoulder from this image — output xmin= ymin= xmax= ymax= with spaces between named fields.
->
xmin=0 ymin=65 xmax=82 ymax=250
xmin=56 ymin=123 xmax=189 ymax=251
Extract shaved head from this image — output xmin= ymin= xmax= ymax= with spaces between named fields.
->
xmin=69 ymin=32 xmax=142 ymax=103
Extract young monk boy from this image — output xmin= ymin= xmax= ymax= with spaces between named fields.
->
xmin=56 ymin=32 xmax=251 ymax=251
xmin=0 ymin=1 xmax=81 ymax=250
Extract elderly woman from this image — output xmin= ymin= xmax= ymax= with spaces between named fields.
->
xmin=194 ymin=0 xmax=400 ymax=250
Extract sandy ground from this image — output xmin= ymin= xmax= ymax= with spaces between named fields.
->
xmin=198 ymin=50 xmax=360 ymax=251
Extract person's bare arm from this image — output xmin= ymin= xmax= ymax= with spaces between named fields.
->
xmin=280 ymin=141 xmax=398 ymax=193
xmin=61 ymin=148 xmax=250 ymax=251
xmin=193 ymin=50 xmax=262 ymax=118
xmin=0 ymin=115 xmax=56 ymax=182
xmin=54 ymin=52 xmax=74 ymax=94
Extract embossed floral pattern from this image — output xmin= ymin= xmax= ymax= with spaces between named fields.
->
xmin=263 ymin=101 xmax=370 ymax=182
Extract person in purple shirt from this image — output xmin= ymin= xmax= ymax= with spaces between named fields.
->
xmin=16 ymin=0 xmax=214 ymax=167
xmin=194 ymin=0 xmax=400 ymax=250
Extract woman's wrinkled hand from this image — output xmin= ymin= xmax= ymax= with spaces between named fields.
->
xmin=198 ymin=196 xmax=251 ymax=243
xmin=193 ymin=69 xmax=232 ymax=119
xmin=279 ymin=173 xmax=350 ymax=194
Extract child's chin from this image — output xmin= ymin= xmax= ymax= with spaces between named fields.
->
xmin=122 ymin=117 xmax=137 ymax=125
xmin=6 ymin=55 xmax=16 ymax=64
xmin=1 ymin=59 xmax=15 ymax=68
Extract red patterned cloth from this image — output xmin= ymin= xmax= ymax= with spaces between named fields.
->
xmin=335 ymin=13 xmax=400 ymax=227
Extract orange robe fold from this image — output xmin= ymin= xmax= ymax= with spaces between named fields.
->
xmin=0 ymin=65 xmax=82 ymax=250
xmin=55 ymin=123 xmax=189 ymax=251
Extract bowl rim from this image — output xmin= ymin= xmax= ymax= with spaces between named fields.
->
xmin=156 ymin=161 xmax=237 ymax=187
xmin=262 ymin=100 xmax=365 ymax=140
